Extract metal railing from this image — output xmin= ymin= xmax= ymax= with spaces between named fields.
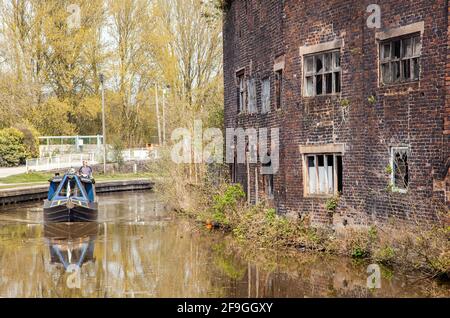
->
xmin=26 ymin=153 xmax=96 ymax=173
xmin=25 ymin=148 xmax=159 ymax=173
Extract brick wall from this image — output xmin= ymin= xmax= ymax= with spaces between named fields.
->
xmin=223 ymin=0 xmax=449 ymax=226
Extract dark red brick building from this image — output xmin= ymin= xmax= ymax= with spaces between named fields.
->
xmin=223 ymin=0 xmax=450 ymax=226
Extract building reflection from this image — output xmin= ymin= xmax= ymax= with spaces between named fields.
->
xmin=44 ymin=222 xmax=99 ymax=270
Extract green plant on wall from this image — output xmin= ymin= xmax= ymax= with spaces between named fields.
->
xmin=386 ymin=183 xmax=394 ymax=193
xmin=340 ymin=98 xmax=350 ymax=109
xmin=368 ymin=95 xmax=377 ymax=105
xmin=325 ymin=196 xmax=340 ymax=214
xmin=385 ymin=164 xmax=393 ymax=175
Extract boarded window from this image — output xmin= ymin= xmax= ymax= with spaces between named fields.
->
xmin=305 ymin=154 xmax=343 ymax=195
xmin=247 ymin=79 xmax=257 ymax=113
xmin=391 ymin=147 xmax=409 ymax=192
xmin=237 ymin=71 xmax=246 ymax=113
xmin=380 ymin=34 xmax=421 ymax=84
xmin=261 ymin=77 xmax=271 ymax=113
xmin=275 ymin=69 xmax=282 ymax=109
xmin=304 ymin=51 xmax=341 ymax=97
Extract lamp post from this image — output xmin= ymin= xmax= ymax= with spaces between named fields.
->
xmin=100 ymin=74 xmax=106 ymax=175
xmin=155 ymin=84 xmax=162 ymax=145
xmin=162 ymin=85 xmax=170 ymax=145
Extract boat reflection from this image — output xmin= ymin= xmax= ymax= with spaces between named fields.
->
xmin=44 ymin=222 xmax=99 ymax=270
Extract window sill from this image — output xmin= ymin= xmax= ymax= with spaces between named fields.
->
xmin=379 ymin=80 xmax=419 ymax=88
xmin=304 ymin=194 xmax=337 ymax=199
xmin=302 ymin=94 xmax=341 ymax=100
xmin=237 ymin=112 xmax=258 ymax=117
xmin=391 ymin=188 xmax=408 ymax=194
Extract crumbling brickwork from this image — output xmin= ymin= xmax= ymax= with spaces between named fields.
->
xmin=223 ymin=0 xmax=450 ymax=227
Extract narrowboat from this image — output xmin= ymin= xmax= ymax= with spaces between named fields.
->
xmin=43 ymin=171 xmax=98 ymax=223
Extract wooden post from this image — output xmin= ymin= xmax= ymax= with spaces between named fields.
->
xmin=247 ymin=152 xmax=251 ymax=204
xmin=255 ymin=167 xmax=259 ymax=204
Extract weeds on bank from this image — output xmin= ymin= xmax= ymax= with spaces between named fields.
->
xmin=210 ymin=185 xmax=448 ymax=279
xmin=153 ymin=156 xmax=449 ymax=280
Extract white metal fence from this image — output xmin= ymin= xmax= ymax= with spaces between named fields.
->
xmin=26 ymin=148 xmax=159 ymax=173
xmin=26 ymin=153 xmax=97 ymax=173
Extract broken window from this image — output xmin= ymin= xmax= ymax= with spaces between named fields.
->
xmin=305 ymin=154 xmax=343 ymax=196
xmin=247 ymin=78 xmax=257 ymax=113
xmin=236 ymin=71 xmax=246 ymax=113
xmin=261 ymin=77 xmax=271 ymax=113
xmin=304 ymin=50 xmax=341 ymax=97
xmin=391 ymin=147 xmax=409 ymax=192
xmin=380 ymin=34 xmax=421 ymax=84
xmin=275 ymin=69 xmax=282 ymax=109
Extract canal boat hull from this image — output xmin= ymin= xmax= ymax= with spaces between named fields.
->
xmin=43 ymin=199 xmax=98 ymax=223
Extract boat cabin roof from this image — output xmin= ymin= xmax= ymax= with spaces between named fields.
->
xmin=48 ymin=173 xmax=95 ymax=202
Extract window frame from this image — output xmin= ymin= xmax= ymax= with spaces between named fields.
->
xmin=260 ymin=77 xmax=271 ymax=114
xmin=275 ymin=69 xmax=283 ymax=110
xmin=303 ymin=153 xmax=343 ymax=197
xmin=390 ymin=146 xmax=410 ymax=193
xmin=303 ymin=50 xmax=341 ymax=97
xmin=236 ymin=70 xmax=246 ymax=113
xmin=379 ymin=33 xmax=421 ymax=85
xmin=247 ymin=78 xmax=257 ymax=113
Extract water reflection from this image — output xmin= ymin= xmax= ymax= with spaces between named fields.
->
xmin=0 ymin=191 xmax=448 ymax=298
xmin=45 ymin=223 xmax=98 ymax=270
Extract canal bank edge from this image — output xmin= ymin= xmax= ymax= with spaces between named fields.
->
xmin=0 ymin=179 xmax=155 ymax=206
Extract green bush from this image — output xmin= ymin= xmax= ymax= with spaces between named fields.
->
xmin=13 ymin=122 xmax=40 ymax=158
xmin=0 ymin=128 xmax=31 ymax=167
xmin=351 ymin=245 xmax=369 ymax=259
xmin=111 ymin=137 xmax=125 ymax=167
xmin=211 ymin=184 xmax=246 ymax=225
xmin=374 ymin=245 xmax=396 ymax=264
xmin=265 ymin=208 xmax=277 ymax=223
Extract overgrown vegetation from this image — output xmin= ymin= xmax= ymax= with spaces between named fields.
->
xmin=154 ymin=166 xmax=450 ymax=280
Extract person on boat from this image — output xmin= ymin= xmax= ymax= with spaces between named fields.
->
xmin=79 ymin=161 xmax=93 ymax=178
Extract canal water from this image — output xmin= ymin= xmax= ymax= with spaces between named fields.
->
xmin=0 ymin=191 xmax=448 ymax=298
